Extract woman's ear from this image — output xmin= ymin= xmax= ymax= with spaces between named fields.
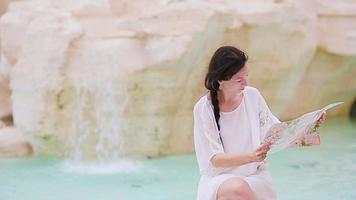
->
xmin=218 ymin=81 xmax=223 ymax=90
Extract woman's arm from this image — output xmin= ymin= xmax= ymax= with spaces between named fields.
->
xmin=210 ymin=142 xmax=271 ymax=168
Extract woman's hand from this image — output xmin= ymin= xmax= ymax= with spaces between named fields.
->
xmin=249 ymin=142 xmax=272 ymax=163
xmin=316 ymin=111 xmax=327 ymax=125
xmin=211 ymin=142 xmax=272 ymax=168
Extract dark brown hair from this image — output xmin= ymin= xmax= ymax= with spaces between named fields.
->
xmin=204 ymin=46 xmax=248 ymax=132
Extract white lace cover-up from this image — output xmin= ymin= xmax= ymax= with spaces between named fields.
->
xmin=193 ymin=86 xmax=279 ymax=200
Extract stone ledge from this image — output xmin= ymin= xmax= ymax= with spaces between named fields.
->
xmin=0 ymin=127 xmax=33 ymax=157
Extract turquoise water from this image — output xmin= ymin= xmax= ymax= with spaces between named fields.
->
xmin=269 ymin=118 xmax=356 ymax=200
xmin=1 ymin=118 xmax=355 ymax=200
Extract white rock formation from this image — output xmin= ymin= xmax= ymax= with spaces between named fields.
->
xmin=0 ymin=54 xmax=12 ymax=120
xmin=0 ymin=127 xmax=33 ymax=157
xmin=0 ymin=0 xmax=355 ymax=157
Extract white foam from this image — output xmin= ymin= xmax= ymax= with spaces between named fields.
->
xmin=61 ymin=159 xmax=142 ymax=174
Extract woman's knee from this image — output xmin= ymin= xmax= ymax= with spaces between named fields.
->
xmin=229 ymin=179 xmax=252 ymax=196
xmin=218 ymin=178 xmax=255 ymax=200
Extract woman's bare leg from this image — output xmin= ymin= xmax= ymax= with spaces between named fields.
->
xmin=217 ymin=177 xmax=256 ymax=200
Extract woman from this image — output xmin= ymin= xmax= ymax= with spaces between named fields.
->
xmin=193 ymin=46 xmax=326 ymax=200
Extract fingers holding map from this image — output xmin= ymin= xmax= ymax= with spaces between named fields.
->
xmin=262 ymin=102 xmax=344 ymax=154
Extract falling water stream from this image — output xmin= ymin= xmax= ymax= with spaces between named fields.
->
xmin=62 ymin=78 xmax=141 ymax=174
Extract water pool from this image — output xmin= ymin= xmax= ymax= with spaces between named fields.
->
xmin=1 ymin=118 xmax=355 ymax=200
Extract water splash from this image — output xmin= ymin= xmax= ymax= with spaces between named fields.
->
xmin=62 ymin=159 xmax=142 ymax=174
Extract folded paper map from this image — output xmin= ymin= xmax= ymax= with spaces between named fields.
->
xmin=263 ymin=102 xmax=344 ymax=154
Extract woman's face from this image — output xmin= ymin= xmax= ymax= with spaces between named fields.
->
xmin=219 ymin=65 xmax=248 ymax=92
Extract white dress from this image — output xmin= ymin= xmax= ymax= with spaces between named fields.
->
xmin=193 ymin=86 xmax=280 ymax=200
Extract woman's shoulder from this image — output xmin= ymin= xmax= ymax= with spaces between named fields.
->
xmin=244 ymin=86 xmax=260 ymax=96
xmin=193 ymin=94 xmax=210 ymax=113
xmin=193 ymin=87 xmax=262 ymax=112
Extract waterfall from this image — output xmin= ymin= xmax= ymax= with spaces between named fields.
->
xmin=62 ymin=77 xmax=140 ymax=174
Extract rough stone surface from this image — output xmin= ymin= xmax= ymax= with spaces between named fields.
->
xmin=0 ymin=0 xmax=355 ymax=157
xmin=0 ymin=54 xmax=12 ymax=120
xmin=0 ymin=127 xmax=33 ymax=157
